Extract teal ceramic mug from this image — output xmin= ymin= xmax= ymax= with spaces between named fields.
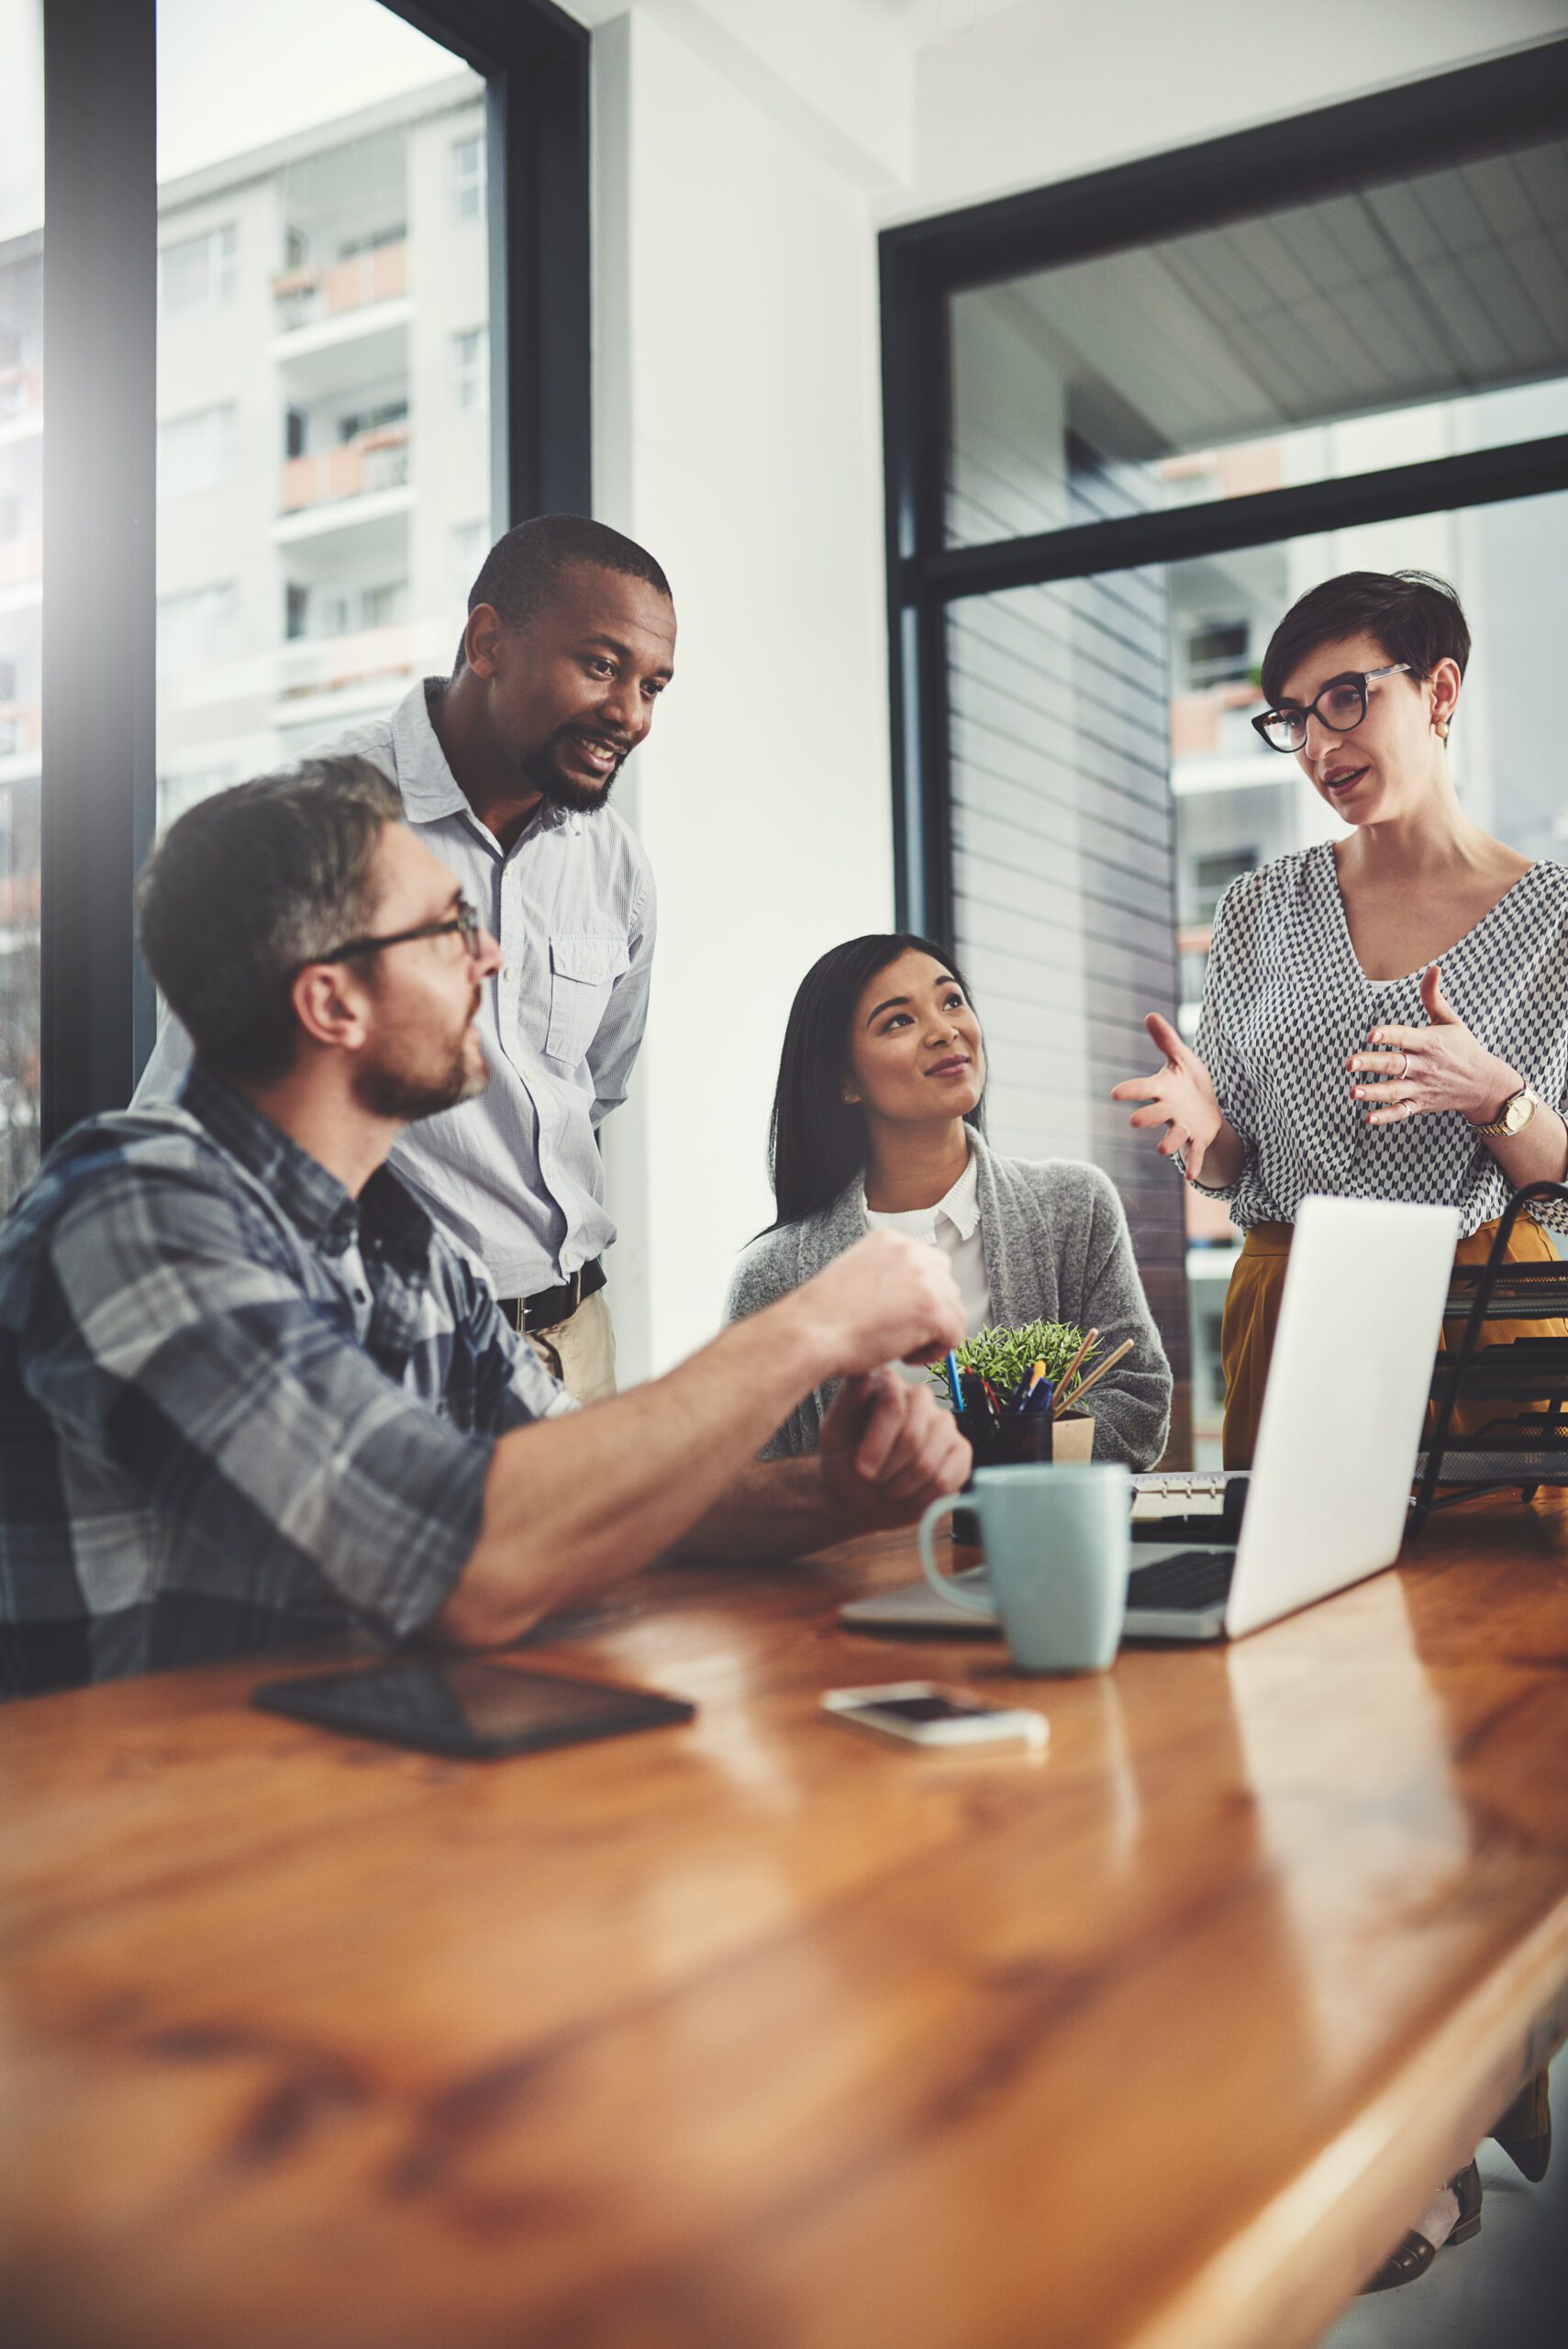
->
xmin=917 ymin=1462 xmax=1131 ymax=1673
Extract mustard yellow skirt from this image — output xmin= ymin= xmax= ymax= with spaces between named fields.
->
xmin=1220 ymin=1214 xmax=1568 ymax=1471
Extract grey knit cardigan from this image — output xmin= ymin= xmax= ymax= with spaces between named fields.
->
xmin=725 ymin=1130 xmax=1172 ymax=1468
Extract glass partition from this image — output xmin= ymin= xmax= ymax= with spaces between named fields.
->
xmin=949 ymin=134 xmax=1568 ymax=550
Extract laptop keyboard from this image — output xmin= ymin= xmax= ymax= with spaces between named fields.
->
xmin=1125 ymin=1548 xmax=1236 ymax=1614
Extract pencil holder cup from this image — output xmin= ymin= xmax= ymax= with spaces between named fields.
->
xmin=956 ymin=1405 xmax=1054 ymax=1472
xmin=951 ymin=1406 xmax=1051 ymax=1543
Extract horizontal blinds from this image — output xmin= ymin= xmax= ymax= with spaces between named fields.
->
xmin=948 ymin=418 xmax=1190 ymax=1431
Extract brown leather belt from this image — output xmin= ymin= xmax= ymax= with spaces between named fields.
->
xmin=499 ymin=1257 xmax=606 ymax=1335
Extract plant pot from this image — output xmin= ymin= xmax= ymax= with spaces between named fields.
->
xmin=1051 ymin=1411 xmax=1095 ymax=1463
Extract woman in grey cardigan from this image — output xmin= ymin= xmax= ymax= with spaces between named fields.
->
xmin=728 ymin=933 xmax=1171 ymax=1466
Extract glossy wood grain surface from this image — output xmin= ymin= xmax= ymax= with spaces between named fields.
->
xmin=4 ymin=1497 xmax=1568 ymax=2349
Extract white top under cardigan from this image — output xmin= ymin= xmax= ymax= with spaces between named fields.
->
xmin=862 ymin=1148 xmax=991 ymax=1344
xmin=1192 ymin=846 xmax=1568 ymax=1235
xmin=726 ymin=1130 xmax=1172 ymax=1468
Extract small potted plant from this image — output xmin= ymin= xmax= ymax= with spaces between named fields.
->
xmin=930 ymin=1319 xmax=1100 ymax=1465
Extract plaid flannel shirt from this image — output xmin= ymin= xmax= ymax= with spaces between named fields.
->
xmin=0 ymin=1070 xmax=573 ymax=1698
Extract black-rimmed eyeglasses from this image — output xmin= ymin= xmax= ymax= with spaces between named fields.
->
xmin=1251 ymin=663 xmax=1411 ymax=754
xmin=314 ymin=896 xmax=483 ymax=967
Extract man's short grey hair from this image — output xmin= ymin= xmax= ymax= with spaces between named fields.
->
xmin=137 ymin=756 xmax=403 ymax=1085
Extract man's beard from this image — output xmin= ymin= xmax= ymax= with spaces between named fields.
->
xmin=522 ymin=724 xmax=629 ymax=816
xmin=353 ymin=1001 xmax=490 ymax=1122
xmin=355 ymin=1050 xmax=488 ymax=1123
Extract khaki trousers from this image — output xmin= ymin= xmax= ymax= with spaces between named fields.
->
xmin=524 ymin=1287 xmax=617 ymax=1406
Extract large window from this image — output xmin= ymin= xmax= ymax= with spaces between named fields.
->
xmin=155 ymin=0 xmax=494 ymax=830
xmin=29 ymin=0 xmax=590 ymax=1155
xmin=882 ymin=48 xmax=1568 ymax=1464
xmin=0 ymin=0 xmax=44 ymax=1207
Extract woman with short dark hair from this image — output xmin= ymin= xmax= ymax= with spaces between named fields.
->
xmin=1117 ymin=567 xmax=1568 ymax=1468
xmin=728 ymin=932 xmax=1171 ymax=1467
xmin=1115 ymin=566 xmax=1562 ymax=2262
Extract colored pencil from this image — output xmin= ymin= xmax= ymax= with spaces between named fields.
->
xmin=1052 ymin=1327 xmax=1098 ymax=1414
xmin=1054 ymin=1336 xmax=1132 ymax=1417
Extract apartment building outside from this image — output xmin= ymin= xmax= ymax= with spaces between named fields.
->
xmin=154 ymin=69 xmax=493 ymax=822
xmin=0 ymin=66 xmax=494 ymax=1204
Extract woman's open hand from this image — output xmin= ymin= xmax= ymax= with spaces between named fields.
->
xmin=1346 ymin=963 xmax=1522 ymax=1128
xmin=1112 ymin=1013 xmax=1227 ymax=1186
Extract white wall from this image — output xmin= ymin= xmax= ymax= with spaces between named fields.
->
xmin=569 ymin=0 xmax=1568 ymax=1381
xmin=905 ymin=0 xmax=1568 ymax=218
xmin=590 ymin=6 xmax=898 ymax=1378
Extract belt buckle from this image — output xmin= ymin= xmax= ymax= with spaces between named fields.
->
xmin=525 ymin=1265 xmax=582 ymax=1336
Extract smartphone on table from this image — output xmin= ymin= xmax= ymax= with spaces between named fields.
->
xmin=253 ymin=1658 xmax=695 ymax=1758
xmin=820 ymin=1681 xmax=1048 ymax=1753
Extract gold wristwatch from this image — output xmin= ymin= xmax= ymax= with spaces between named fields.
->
xmin=1470 ymin=1082 xmax=1544 ymax=1138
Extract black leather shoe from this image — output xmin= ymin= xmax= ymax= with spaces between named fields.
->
xmin=1361 ymin=2160 xmax=1482 ymax=2293
xmin=1492 ymin=2073 xmax=1551 ymax=2183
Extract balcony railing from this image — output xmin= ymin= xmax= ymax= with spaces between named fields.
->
xmin=280 ymin=426 xmax=410 ymax=516
xmin=278 ymin=623 xmax=414 ymax=701
xmin=0 ymin=701 xmax=42 ymax=758
xmin=1169 ymin=683 xmax=1259 ymax=760
xmin=272 ymin=242 xmax=408 ymax=333
xmin=0 ymin=534 xmax=43 ymax=591
xmin=0 ymin=367 xmax=43 ymax=425
xmin=0 ymin=869 xmax=41 ymax=924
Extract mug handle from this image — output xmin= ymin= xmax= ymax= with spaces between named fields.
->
xmin=917 ymin=1494 xmax=995 ymax=1615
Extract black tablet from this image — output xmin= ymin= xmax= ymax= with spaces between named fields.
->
xmin=252 ymin=1658 xmax=695 ymax=1758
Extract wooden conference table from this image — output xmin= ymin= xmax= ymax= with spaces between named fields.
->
xmin=3 ymin=1497 xmax=1568 ymax=2349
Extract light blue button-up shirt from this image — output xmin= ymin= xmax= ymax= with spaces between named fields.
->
xmin=134 ymin=679 xmax=657 ymax=1299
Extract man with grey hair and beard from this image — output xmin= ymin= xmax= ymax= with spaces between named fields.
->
xmin=0 ymin=760 xmax=969 ymax=1698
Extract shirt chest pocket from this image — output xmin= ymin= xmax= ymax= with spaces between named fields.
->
xmin=545 ymin=931 xmax=630 ymax=1065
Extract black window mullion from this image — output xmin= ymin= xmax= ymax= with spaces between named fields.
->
xmin=923 ymin=431 xmax=1568 ymax=605
xmin=39 ymin=0 xmax=159 ymax=1150
xmin=503 ymin=28 xmax=591 ymax=519
xmin=384 ymin=0 xmax=592 ymax=525
xmin=881 ymin=239 xmax=952 ymax=941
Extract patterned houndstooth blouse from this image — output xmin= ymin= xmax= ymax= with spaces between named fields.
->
xmin=1191 ymin=843 xmax=1568 ymax=1236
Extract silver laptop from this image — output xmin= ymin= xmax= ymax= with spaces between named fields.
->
xmin=840 ymin=1196 xmax=1460 ymax=1645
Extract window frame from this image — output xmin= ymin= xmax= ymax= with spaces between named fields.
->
xmin=156 ymin=400 xmax=239 ymax=498
xmin=39 ymin=0 xmax=591 ymax=1146
xmin=450 ymin=128 xmax=485 ymax=225
xmin=157 ymin=220 xmax=238 ymax=316
xmin=450 ymin=322 xmax=489 ymax=412
xmin=879 ymin=39 xmax=1568 ymax=940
